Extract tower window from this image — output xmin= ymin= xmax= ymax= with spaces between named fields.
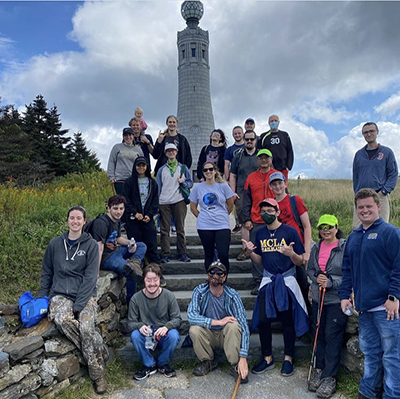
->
xmin=182 ymin=49 xmax=185 ymax=60
xmin=191 ymin=48 xmax=196 ymax=57
xmin=202 ymin=49 xmax=205 ymax=59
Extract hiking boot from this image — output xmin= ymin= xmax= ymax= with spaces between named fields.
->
xmin=230 ymin=364 xmax=249 ymax=384
xmin=236 ymin=248 xmax=250 ymax=261
xmin=308 ymin=368 xmax=322 ymax=392
xmin=316 ymin=377 xmax=336 ymax=398
xmin=178 ymin=253 xmax=191 ymax=262
xmin=158 ymin=363 xmax=176 ymax=378
xmin=160 ymin=276 xmax=167 ymax=288
xmin=124 ymin=259 xmax=143 ymax=283
xmin=133 ymin=365 xmax=157 ymax=381
xmin=232 ymin=224 xmax=241 ymax=234
xmin=193 ymin=359 xmax=218 ymax=376
xmin=281 ymin=360 xmax=294 ymax=376
xmin=160 ymin=256 xmax=170 ymax=264
xmin=94 ymin=374 xmax=107 ymax=394
xmin=251 ymin=357 xmax=275 ymax=374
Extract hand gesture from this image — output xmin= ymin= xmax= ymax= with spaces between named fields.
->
xmin=278 ymin=242 xmax=295 ymax=257
xmin=241 ymin=239 xmax=256 ymax=252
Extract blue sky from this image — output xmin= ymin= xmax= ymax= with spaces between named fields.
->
xmin=1 ymin=1 xmax=400 ymax=178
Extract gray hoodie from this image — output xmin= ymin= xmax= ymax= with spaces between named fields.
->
xmin=37 ymin=231 xmax=99 ymax=312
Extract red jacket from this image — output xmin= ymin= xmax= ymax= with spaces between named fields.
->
xmin=242 ymin=168 xmax=277 ymax=224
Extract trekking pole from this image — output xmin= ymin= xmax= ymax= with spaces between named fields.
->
xmin=230 ymin=375 xmax=241 ymax=399
xmin=307 ymin=286 xmax=326 ymax=389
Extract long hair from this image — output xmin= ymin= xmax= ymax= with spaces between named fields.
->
xmin=209 ymin=129 xmax=227 ymax=147
xmin=202 ymin=162 xmax=224 ymax=183
xmin=165 ymin=115 xmax=179 ymax=137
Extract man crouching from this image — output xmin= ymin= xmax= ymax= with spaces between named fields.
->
xmin=188 ymin=261 xmax=249 ymax=383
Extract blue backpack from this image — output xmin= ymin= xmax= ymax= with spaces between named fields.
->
xmin=18 ymin=291 xmax=49 ymax=328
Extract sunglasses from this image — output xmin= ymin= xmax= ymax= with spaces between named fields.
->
xmin=318 ymin=225 xmax=335 ymax=231
xmin=203 ymin=167 xmax=214 ymax=172
xmin=209 ymin=269 xmax=225 ymax=276
xmin=244 ymin=138 xmax=256 ymax=142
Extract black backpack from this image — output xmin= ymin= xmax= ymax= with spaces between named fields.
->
xmin=289 ymin=195 xmax=304 ymax=237
xmin=84 ymin=214 xmax=108 ymax=237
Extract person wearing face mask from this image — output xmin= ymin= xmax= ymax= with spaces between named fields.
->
xmin=258 ymin=115 xmax=294 ymax=183
xmin=187 ymin=261 xmax=250 ymax=384
xmin=242 ymin=199 xmax=309 ymax=377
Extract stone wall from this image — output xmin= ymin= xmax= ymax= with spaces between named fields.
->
xmin=0 ymin=271 xmax=125 ymax=399
xmin=341 ymin=313 xmax=364 ymax=376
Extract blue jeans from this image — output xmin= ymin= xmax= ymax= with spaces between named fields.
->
xmin=101 ymin=243 xmax=147 ymax=303
xmin=359 ymin=311 xmax=400 ymax=399
xmin=131 ymin=329 xmax=180 ymax=367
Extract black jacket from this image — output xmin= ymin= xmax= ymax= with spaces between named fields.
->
xmin=196 ymin=144 xmax=226 ymax=180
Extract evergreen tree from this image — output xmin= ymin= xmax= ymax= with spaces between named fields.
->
xmin=70 ymin=131 xmax=102 ymax=173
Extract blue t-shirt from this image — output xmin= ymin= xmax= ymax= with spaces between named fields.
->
xmin=224 ymin=143 xmax=245 ymax=162
xmin=254 ymin=224 xmax=304 ymax=275
xmin=189 ymin=182 xmax=234 ymax=230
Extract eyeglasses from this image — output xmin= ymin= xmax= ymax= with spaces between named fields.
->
xmin=362 ymin=129 xmax=376 ymax=135
xmin=244 ymin=138 xmax=256 ymax=142
xmin=203 ymin=167 xmax=214 ymax=172
xmin=209 ymin=269 xmax=225 ymax=276
xmin=318 ymin=225 xmax=335 ymax=231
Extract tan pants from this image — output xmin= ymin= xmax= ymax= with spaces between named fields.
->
xmin=189 ymin=321 xmax=242 ymax=365
xmin=352 ymin=192 xmax=390 ymax=229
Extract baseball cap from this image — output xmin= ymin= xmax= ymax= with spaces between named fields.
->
xmin=245 ymin=118 xmax=255 ymax=124
xmin=123 ymin=127 xmax=134 ymax=135
xmin=165 ymin=143 xmax=178 ymax=152
xmin=257 ymin=149 xmax=272 ymax=158
xmin=207 ymin=261 xmax=227 ymax=274
xmin=317 ymin=214 xmax=338 ymax=228
xmin=135 ymin=156 xmax=148 ymax=166
xmin=258 ymin=198 xmax=279 ymax=211
xmin=269 ymin=171 xmax=286 ymax=184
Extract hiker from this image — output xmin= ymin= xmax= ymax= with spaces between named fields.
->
xmin=37 ymin=206 xmax=107 ymax=394
xmin=307 ymin=214 xmax=347 ymax=398
xmin=189 ymin=162 xmax=235 ymax=273
xmin=128 ymin=264 xmax=181 ymax=380
xmin=128 ymin=116 xmax=154 ymax=168
xmin=339 ymin=188 xmax=400 ymax=399
xmin=242 ymin=198 xmax=308 ymax=377
xmin=188 ymin=261 xmax=250 ymax=384
xmin=91 ymin=195 xmax=147 ymax=303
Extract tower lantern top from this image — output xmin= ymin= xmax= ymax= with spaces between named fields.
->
xmin=181 ymin=1 xmax=204 ymax=27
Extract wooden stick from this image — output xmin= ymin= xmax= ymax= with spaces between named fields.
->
xmin=230 ymin=375 xmax=241 ymax=399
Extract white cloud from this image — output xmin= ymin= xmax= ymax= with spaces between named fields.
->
xmin=375 ymin=92 xmax=400 ymax=117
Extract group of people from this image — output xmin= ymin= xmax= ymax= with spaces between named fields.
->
xmin=37 ymin=114 xmax=400 ymax=399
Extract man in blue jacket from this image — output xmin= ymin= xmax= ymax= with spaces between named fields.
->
xmin=339 ymin=188 xmax=400 ymax=399
xmin=352 ymin=122 xmax=398 ymax=228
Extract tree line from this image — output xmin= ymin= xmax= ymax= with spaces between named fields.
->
xmin=0 ymin=94 xmax=101 ymax=185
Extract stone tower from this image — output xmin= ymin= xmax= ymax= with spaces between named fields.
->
xmin=177 ymin=1 xmax=215 ymax=173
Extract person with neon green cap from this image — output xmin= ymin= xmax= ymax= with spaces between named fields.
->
xmin=307 ymin=214 xmax=347 ymax=398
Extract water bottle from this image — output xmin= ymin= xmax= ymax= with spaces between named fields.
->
xmin=344 ymin=306 xmax=353 ymax=316
xmin=128 ymin=237 xmax=136 ymax=253
xmin=145 ymin=333 xmax=153 ymax=349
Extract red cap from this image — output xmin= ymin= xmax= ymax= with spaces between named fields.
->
xmin=258 ymin=198 xmax=279 ymax=211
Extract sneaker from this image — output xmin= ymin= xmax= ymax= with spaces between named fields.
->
xmin=281 ymin=360 xmax=294 ymax=377
xmin=178 ymin=253 xmax=191 ymax=263
xmin=160 ymin=256 xmax=170 ymax=264
xmin=124 ymin=259 xmax=143 ymax=283
xmin=193 ymin=359 xmax=218 ymax=376
xmin=94 ymin=374 xmax=107 ymax=394
xmin=236 ymin=248 xmax=250 ymax=261
xmin=158 ymin=363 xmax=176 ymax=378
xmin=251 ymin=357 xmax=275 ymax=374
xmin=133 ymin=365 xmax=157 ymax=381
xmin=308 ymin=368 xmax=322 ymax=392
xmin=171 ymin=225 xmax=177 ymax=234
xmin=232 ymin=224 xmax=241 ymax=234
xmin=250 ymin=285 xmax=259 ymax=296
xmin=316 ymin=377 xmax=336 ymax=398
xmin=230 ymin=364 xmax=249 ymax=384
xmin=160 ymin=276 xmax=167 ymax=287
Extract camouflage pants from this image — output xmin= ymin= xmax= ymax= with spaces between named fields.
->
xmin=49 ymin=296 xmax=105 ymax=381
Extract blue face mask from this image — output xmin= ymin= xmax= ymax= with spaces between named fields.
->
xmin=270 ymin=121 xmax=279 ymax=130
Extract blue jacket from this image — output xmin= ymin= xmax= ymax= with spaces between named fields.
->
xmin=187 ymin=283 xmax=250 ymax=358
xmin=353 ymin=144 xmax=398 ymax=194
xmin=338 ymin=218 xmax=400 ymax=311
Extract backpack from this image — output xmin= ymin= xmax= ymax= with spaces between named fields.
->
xmin=289 ymin=195 xmax=304 ymax=237
xmin=18 ymin=291 xmax=49 ymax=328
xmin=84 ymin=213 xmax=108 ymax=237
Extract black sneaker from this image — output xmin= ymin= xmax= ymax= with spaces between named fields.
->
xmin=158 ymin=364 xmax=176 ymax=378
xmin=133 ymin=365 xmax=157 ymax=381
xmin=251 ymin=357 xmax=275 ymax=374
xmin=178 ymin=253 xmax=191 ymax=262
xmin=280 ymin=360 xmax=294 ymax=377
xmin=160 ymin=256 xmax=170 ymax=264
xmin=230 ymin=364 xmax=249 ymax=384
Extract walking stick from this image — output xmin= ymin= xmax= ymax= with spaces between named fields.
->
xmin=307 ymin=286 xmax=326 ymax=390
xmin=230 ymin=375 xmax=241 ymax=399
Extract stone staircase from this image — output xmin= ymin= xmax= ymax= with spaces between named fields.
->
xmin=117 ymin=232 xmax=311 ymax=364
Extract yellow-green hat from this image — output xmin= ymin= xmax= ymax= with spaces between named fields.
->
xmin=257 ymin=149 xmax=272 ymax=158
xmin=317 ymin=214 xmax=338 ymax=227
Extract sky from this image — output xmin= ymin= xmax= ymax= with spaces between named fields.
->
xmin=1 ymin=1 xmax=400 ymax=179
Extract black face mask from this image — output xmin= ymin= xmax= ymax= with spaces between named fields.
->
xmin=261 ymin=213 xmax=276 ymax=225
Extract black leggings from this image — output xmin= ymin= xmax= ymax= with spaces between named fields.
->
xmin=198 ymin=229 xmax=231 ymax=273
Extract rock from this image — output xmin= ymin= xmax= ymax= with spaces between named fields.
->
xmin=346 ymin=315 xmax=359 ymax=334
xmin=98 ymin=303 xmax=116 ymax=325
xmin=0 ymin=351 xmax=10 ymax=378
xmin=27 ymin=355 xmax=44 ymax=372
xmin=22 ymin=348 xmax=43 ymax=361
xmin=41 ymin=358 xmax=58 ymax=377
xmin=38 ymin=369 xmax=55 ymax=387
xmin=0 ymin=305 xmax=19 ymax=316
xmin=44 ymin=337 xmax=75 ymax=356
xmin=341 ymin=350 xmax=364 ymax=375
xmin=36 ymin=378 xmax=70 ymax=398
xmin=16 ymin=319 xmax=54 ymax=339
xmin=119 ymin=318 xmax=130 ymax=334
xmin=107 ymin=312 xmax=120 ymax=332
xmin=69 ymin=366 xmax=87 ymax=383
xmin=108 ymin=276 xmax=124 ymax=301
xmin=0 ymin=374 xmax=41 ymax=399
xmin=0 ymin=363 xmax=31 ymax=390
xmin=98 ymin=294 xmax=112 ymax=309
xmin=20 ymin=394 xmax=38 ymax=399
xmin=0 ymin=317 xmax=5 ymax=335
xmin=3 ymin=336 xmax=44 ymax=362
xmin=3 ymin=315 xmax=22 ymax=333
xmin=55 ymin=354 xmax=80 ymax=381
xmin=97 ymin=271 xmax=117 ymax=299
xmin=346 ymin=336 xmax=362 ymax=357
xmin=42 ymin=323 xmax=62 ymax=339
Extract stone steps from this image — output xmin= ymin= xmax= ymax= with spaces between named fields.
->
xmin=163 ymin=244 xmax=243 ymax=260
xmin=157 ymin=232 xmax=243 ymax=246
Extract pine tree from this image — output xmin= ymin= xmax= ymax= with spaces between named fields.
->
xmin=70 ymin=131 xmax=101 ymax=173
